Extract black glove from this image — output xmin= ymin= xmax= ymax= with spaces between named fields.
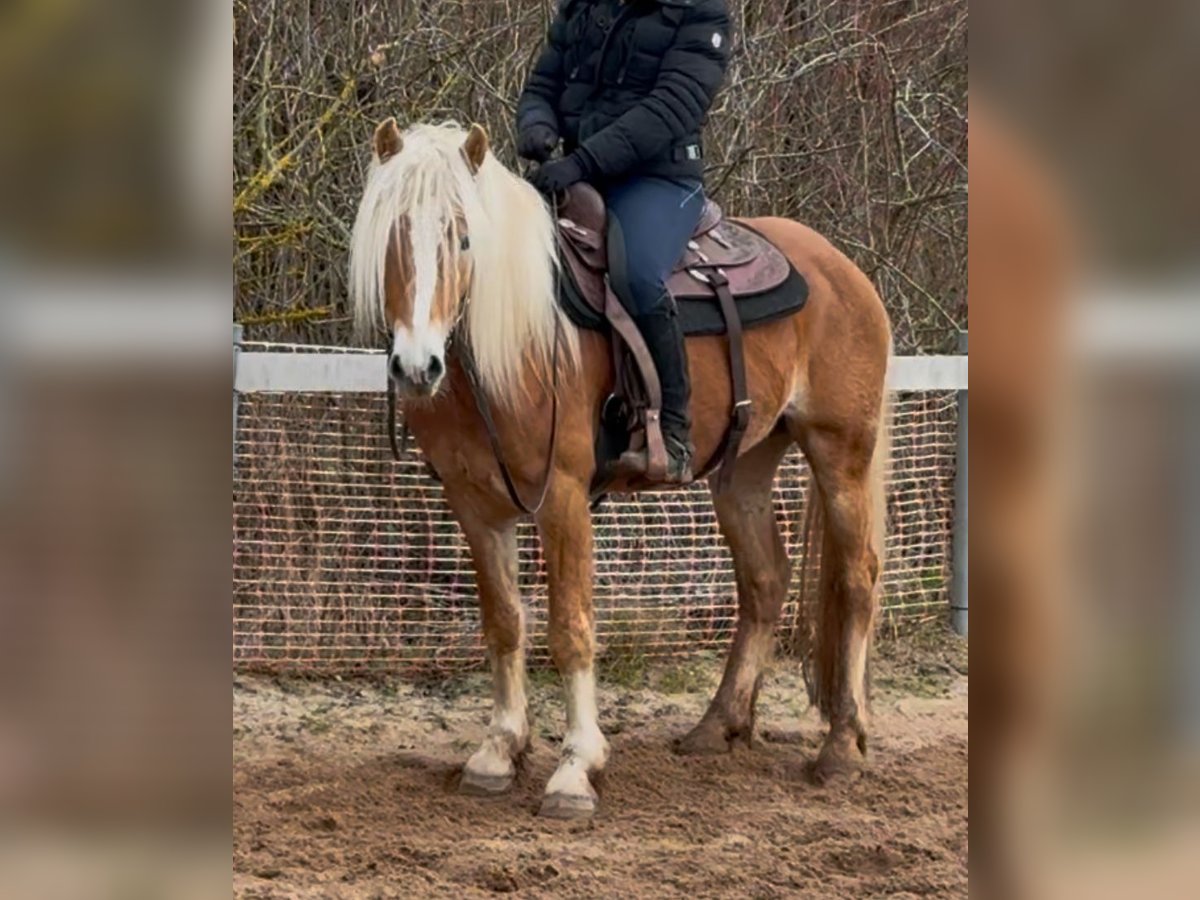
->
xmin=517 ymin=124 xmax=559 ymax=163
xmin=529 ymin=154 xmax=587 ymax=195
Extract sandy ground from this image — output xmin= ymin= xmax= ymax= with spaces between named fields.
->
xmin=233 ymin=631 xmax=967 ymax=898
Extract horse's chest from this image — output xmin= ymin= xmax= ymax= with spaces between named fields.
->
xmin=405 ymin=406 xmax=496 ymax=489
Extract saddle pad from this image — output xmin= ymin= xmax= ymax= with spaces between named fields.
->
xmin=559 ymin=258 xmax=809 ymax=337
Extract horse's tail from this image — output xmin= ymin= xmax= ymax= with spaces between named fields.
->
xmin=794 ymin=385 xmax=891 ymax=720
xmin=868 ymin=390 xmax=892 ymax=592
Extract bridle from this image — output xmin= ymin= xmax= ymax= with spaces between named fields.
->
xmin=385 ymin=201 xmax=563 ymax=517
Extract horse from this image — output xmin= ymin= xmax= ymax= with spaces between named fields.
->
xmin=348 ymin=120 xmax=891 ymax=819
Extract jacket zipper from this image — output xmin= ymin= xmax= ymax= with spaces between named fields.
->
xmin=617 ymin=49 xmax=631 ymax=85
xmin=591 ymin=4 xmax=636 ymax=96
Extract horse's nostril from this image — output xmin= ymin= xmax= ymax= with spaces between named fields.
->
xmin=389 ymin=353 xmax=441 ymax=388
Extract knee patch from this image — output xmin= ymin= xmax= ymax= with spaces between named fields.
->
xmin=606 ymin=213 xmax=671 ymax=315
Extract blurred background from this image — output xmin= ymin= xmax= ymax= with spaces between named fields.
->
xmin=0 ymin=0 xmax=1198 ymax=895
xmin=0 ymin=0 xmax=230 ymax=896
xmin=971 ymin=0 xmax=1200 ymax=896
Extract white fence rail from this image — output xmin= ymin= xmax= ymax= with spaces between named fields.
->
xmin=234 ymin=349 xmax=968 ymax=394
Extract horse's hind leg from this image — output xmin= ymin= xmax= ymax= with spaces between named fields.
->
xmin=454 ymin=510 xmax=529 ymax=795
xmin=677 ymin=430 xmax=793 ymax=755
xmin=800 ymin=421 xmax=885 ymax=781
xmin=536 ymin=478 xmax=608 ymax=819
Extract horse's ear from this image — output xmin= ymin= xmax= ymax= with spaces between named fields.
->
xmin=373 ymin=118 xmax=403 ymax=163
xmin=461 ymin=123 xmax=489 ymax=175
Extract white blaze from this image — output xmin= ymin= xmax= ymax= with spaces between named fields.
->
xmin=411 ymin=211 xmax=440 ymax=332
xmin=391 ymin=212 xmax=447 ymax=377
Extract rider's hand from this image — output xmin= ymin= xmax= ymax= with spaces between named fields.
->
xmin=517 ymin=124 xmax=559 ymax=163
xmin=529 ymin=154 xmax=587 ymax=195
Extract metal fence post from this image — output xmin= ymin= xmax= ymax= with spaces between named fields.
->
xmin=233 ymin=323 xmax=243 ymax=468
xmin=950 ymin=331 xmax=968 ymax=635
xmin=1183 ymin=378 xmax=1200 ymax=741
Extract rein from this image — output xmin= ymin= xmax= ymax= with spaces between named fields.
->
xmin=386 ymin=378 xmax=408 ymax=464
xmin=460 ymin=317 xmax=562 ymax=516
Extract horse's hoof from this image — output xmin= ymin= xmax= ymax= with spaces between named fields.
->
xmin=458 ymin=768 xmax=514 ymax=796
xmin=538 ymin=790 xmax=596 ymax=820
xmin=808 ymin=743 xmax=865 ymax=785
xmin=674 ymin=719 xmax=748 ymax=755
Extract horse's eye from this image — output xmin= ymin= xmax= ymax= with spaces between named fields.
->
xmin=459 ymin=234 xmax=470 ymax=251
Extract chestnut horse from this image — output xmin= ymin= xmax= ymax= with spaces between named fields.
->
xmin=349 ymin=121 xmax=891 ymax=819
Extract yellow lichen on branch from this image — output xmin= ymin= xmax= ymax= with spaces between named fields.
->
xmin=238 ymin=306 xmax=332 ymax=327
xmin=234 ymin=77 xmax=357 ymax=214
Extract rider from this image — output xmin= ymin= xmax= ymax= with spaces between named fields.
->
xmin=516 ymin=0 xmax=732 ymax=483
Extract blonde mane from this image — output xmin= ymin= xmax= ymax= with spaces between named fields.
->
xmin=349 ymin=121 xmax=576 ymax=396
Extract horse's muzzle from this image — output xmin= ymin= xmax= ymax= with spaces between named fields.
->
xmin=389 ymin=352 xmax=444 ymax=397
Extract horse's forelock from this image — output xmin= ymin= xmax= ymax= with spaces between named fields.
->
xmin=350 ymin=122 xmax=577 ymax=392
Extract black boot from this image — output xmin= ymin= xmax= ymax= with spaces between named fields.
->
xmin=635 ymin=308 xmax=693 ymax=482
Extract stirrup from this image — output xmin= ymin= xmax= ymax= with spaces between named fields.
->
xmin=614 ymin=437 xmax=693 ymax=485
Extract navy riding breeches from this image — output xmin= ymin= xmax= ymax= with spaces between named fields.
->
xmin=604 ymin=176 xmax=705 ymax=316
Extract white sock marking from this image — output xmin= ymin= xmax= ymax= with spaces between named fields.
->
xmin=465 ymin=648 xmax=528 ymax=779
xmin=545 ymin=667 xmax=608 ymax=799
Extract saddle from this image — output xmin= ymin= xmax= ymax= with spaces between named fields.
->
xmin=554 ymin=184 xmax=808 ymax=493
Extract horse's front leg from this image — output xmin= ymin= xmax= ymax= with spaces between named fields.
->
xmin=453 ymin=508 xmax=529 ymax=795
xmin=536 ymin=478 xmax=607 ymax=819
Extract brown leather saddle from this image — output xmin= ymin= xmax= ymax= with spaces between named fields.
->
xmin=554 ymin=183 xmax=801 ymax=494
xmin=556 ymin=184 xmax=793 ymax=315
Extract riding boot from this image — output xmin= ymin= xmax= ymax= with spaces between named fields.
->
xmin=620 ymin=307 xmax=693 ymax=483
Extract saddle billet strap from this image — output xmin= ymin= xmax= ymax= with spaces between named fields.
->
xmin=604 ymin=284 xmax=667 ymax=482
xmin=710 ymin=269 xmax=752 ymax=494
xmin=460 ymin=318 xmax=562 ymax=517
xmin=604 ymin=280 xmax=630 ymax=408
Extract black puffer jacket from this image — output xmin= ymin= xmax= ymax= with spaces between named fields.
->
xmin=517 ymin=0 xmax=732 ymax=184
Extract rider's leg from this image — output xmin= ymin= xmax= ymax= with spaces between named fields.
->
xmin=605 ymin=176 xmax=705 ymax=481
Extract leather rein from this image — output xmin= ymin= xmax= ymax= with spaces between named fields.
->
xmin=386 ymin=302 xmax=563 ymax=519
